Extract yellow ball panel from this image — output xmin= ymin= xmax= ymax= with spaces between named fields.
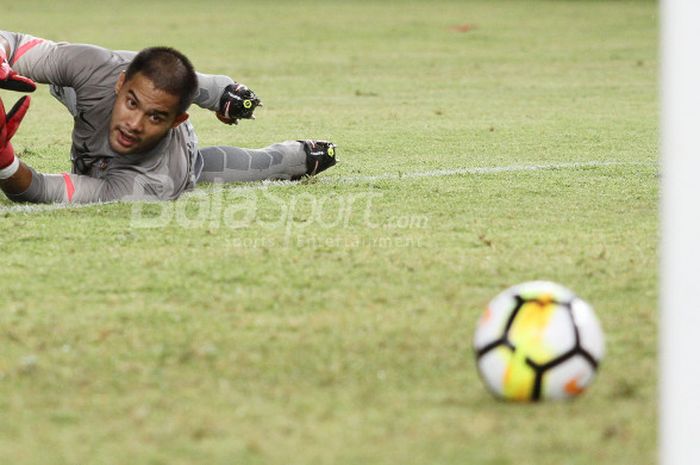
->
xmin=502 ymin=346 xmax=536 ymax=401
xmin=508 ymin=300 xmax=559 ymax=365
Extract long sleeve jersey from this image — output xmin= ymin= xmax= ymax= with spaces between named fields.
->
xmin=1 ymin=31 xmax=234 ymax=203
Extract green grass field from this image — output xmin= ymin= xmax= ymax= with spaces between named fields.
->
xmin=1 ymin=1 xmax=657 ymax=464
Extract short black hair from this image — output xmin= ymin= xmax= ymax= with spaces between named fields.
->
xmin=125 ymin=47 xmax=198 ymax=115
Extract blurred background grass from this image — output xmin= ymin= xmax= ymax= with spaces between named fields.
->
xmin=1 ymin=1 xmax=657 ymax=464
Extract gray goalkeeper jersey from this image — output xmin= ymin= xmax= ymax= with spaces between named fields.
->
xmin=0 ymin=31 xmax=234 ymax=203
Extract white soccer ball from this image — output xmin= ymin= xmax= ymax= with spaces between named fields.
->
xmin=473 ymin=281 xmax=605 ymax=401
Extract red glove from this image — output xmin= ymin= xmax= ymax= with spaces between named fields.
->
xmin=0 ymin=96 xmax=31 ymax=171
xmin=0 ymin=49 xmax=36 ymax=93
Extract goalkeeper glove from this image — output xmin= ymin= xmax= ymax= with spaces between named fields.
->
xmin=0 ymin=95 xmax=31 ymax=178
xmin=0 ymin=50 xmax=36 ymax=93
xmin=216 ymin=83 xmax=262 ymax=125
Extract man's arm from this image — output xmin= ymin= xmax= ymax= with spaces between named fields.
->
xmin=193 ymin=72 xmax=263 ymax=125
xmin=1 ymin=161 xmax=171 ymax=204
xmin=3 ymin=31 xmax=262 ymax=122
xmin=192 ymin=72 xmax=235 ymax=111
xmin=0 ymin=162 xmax=32 ymax=196
xmin=0 ymin=34 xmax=36 ymax=92
xmin=0 ymin=30 xmax=123 ymax=93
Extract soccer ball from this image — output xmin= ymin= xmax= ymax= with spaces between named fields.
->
xmin=473 ymin=281 xmax=605 ymax=401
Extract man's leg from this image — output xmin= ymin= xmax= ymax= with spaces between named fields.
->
xmin=197 ymin=140 xmax=336 ymax=183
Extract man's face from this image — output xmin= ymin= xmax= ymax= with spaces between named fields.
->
xmin=109 ymin=72 xmax=188 ymax=155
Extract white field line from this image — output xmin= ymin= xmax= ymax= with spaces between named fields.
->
xmin=322 ymin=159 xmax=654 ymax=184
xmin=0 ymin=160 xmax=655 ymax=215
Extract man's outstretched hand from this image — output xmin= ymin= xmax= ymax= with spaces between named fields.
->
xmin=0 ymin=53 xmax=36 ymax=92
xmin=0 ymin=95 xmax=31 ymax=170
xmin=216 ymin=83 xmax=262 ymax=125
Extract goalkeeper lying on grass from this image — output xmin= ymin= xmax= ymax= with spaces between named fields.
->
xmin=0 ymin=31 xmax=336 ymax=204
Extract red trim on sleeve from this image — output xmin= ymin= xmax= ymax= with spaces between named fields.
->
xmin=10 ymin=39 xmax=44 ymax=66
xmin=62 ymin=173 xmax=75 ymax=202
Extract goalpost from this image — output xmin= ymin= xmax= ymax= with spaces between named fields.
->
xmin=661 ymin=0 xmax=700 ymax=464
